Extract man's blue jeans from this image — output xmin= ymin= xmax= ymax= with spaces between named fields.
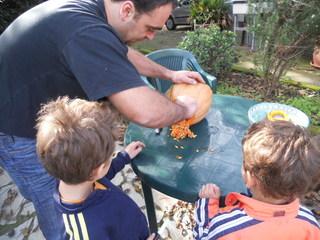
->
xmin=0 ymin=133 xmax=62 ymax=239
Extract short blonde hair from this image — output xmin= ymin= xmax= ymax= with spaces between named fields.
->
xmin=36 ymin=97 xmax=118 ymax=184
xmin=242 ymin=120 xmax=320 ymax=199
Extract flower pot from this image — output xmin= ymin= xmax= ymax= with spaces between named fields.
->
xmin=311 ymin=47 xmax=320 ymax=69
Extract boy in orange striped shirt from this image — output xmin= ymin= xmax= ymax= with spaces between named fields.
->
xmin=194 ymin=120 xmax=320 ymax=240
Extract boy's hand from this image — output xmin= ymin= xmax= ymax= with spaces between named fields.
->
xmin=124 ymin=141 xmax=145 ymax=159
xmin=199 ymin=183 xmax=220 ymax=199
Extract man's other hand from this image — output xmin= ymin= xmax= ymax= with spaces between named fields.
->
xmin=171 ymin=70 xmax=204 ymax=85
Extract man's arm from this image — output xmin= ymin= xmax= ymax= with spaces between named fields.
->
xmin=108 ymin=86 xmax=196 ymax=128
xmin=127 ymin=47 xmax=204 ymax=84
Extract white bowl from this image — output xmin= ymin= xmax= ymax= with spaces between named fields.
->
xmin=248 ymin=102 xmax=310 ymax=128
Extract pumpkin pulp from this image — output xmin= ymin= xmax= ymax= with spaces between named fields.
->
xmin=170 ymin=119 xmax=197 ymax=140
xmin=166 ymin=83 xmax=213 ymax=140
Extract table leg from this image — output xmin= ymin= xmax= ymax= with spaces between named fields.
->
xmin=141 ymin=180 xmax=158 ymax=233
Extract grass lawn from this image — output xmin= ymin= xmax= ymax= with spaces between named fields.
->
xmin=132 ymin=27 xmax=188 ymax=53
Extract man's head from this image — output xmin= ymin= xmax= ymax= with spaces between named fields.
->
xmin=112 ymin=0 xmax=177 ymax=14
xmin=242 ymin=120 xmax=320 ymax=200
xmin=36 ymin=97 xmax=118 ymax=184
xmin=106 ymin=0 xmax=177 ymax=43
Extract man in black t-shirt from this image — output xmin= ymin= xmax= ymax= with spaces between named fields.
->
xmin=0 ymin=0 xmax=204 ymax=239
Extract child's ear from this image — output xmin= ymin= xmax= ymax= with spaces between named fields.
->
xmin=245 ymin=171 xmax=258 ymax=189
xmin=242 ymin=167 xmax=256 ymax=189
xmin=90 ymin=162 xmax=110 ymax=181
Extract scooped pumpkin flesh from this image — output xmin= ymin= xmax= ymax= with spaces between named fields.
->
xmin=167 ymin=83 xmax=213 ymax=140
xmin=170 ymin=119 xmax=196 ymax=140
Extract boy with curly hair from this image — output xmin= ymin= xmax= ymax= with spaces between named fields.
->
xmin=36 ymin=97 xmax=155 ymax=240
xmin=194 ymin=120 xmax=320 ymax=239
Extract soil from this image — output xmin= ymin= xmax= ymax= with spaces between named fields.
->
xmin=224 ymin=71 xmax=319 ymax=102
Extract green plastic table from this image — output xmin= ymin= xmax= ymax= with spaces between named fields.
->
xmin=124 ymin=94 xmax=257 ymax=233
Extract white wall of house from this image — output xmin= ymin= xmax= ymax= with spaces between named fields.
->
xmin=231 ymin=0 xmax=255 ymax=50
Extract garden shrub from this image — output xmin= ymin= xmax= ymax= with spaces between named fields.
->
xmin=0 ymin=0 xmax=45 ymax=33
xmin=217 ymin=82 xmax=242 ymax=96
xmin=282 ymin=96 xmax=320 ymax=127
xmin=178 ymin=24 xmax=237 ymax=79
xmin=190 ymin=0 xmax=231 ymax=29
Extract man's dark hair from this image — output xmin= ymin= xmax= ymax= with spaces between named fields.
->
xmin=112 ymin=0 xmax=177 ymax=14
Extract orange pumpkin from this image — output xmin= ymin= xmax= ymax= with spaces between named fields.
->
xmin=166 ymin=83 xmax=213 ymax=125
xmin=166 ymin=83 xmax=213 ymax=140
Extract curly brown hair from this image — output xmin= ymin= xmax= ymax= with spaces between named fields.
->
xmin=36 ymin=97 xmax=119 ymax=184
xmin=242 ymin=120 xmax=320 ymax=200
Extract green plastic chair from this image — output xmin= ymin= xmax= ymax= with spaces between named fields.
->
xmin=141 ymin=48 xmax=217 ymax=93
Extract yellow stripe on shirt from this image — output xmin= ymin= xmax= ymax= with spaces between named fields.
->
xmin=62 ymin=213 xmax=73 ymax=240
xmin=69 ymin=214 xmax=80 ymax=240
xmin=78 ymin=213 xmax=89 ymax=240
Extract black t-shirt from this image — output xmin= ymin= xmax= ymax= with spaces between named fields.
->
xmin=0 ymin=0 xmax=145 ymax=138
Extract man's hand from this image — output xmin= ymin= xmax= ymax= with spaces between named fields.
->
xmin=199 ymin=183 xmax=220 ymax=199
xmin=127 ymin=48 xmax=204 ymax=85
xmin=175 ymin=96 xmax=198 ymax=119
xmin=124 ymin=141 xmax=145 ymax=159
xmin=171 ymin=70 xmax=204 ymax=85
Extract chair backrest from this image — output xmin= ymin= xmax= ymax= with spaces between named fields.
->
xmin=143 ymin=48 xmax=216 ymax=93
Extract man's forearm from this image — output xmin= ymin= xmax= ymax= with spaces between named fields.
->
xmin=109 ymin=86 xmax=189 ymax=128
xmin=127 ymin=47 xmax=173 ymax=80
